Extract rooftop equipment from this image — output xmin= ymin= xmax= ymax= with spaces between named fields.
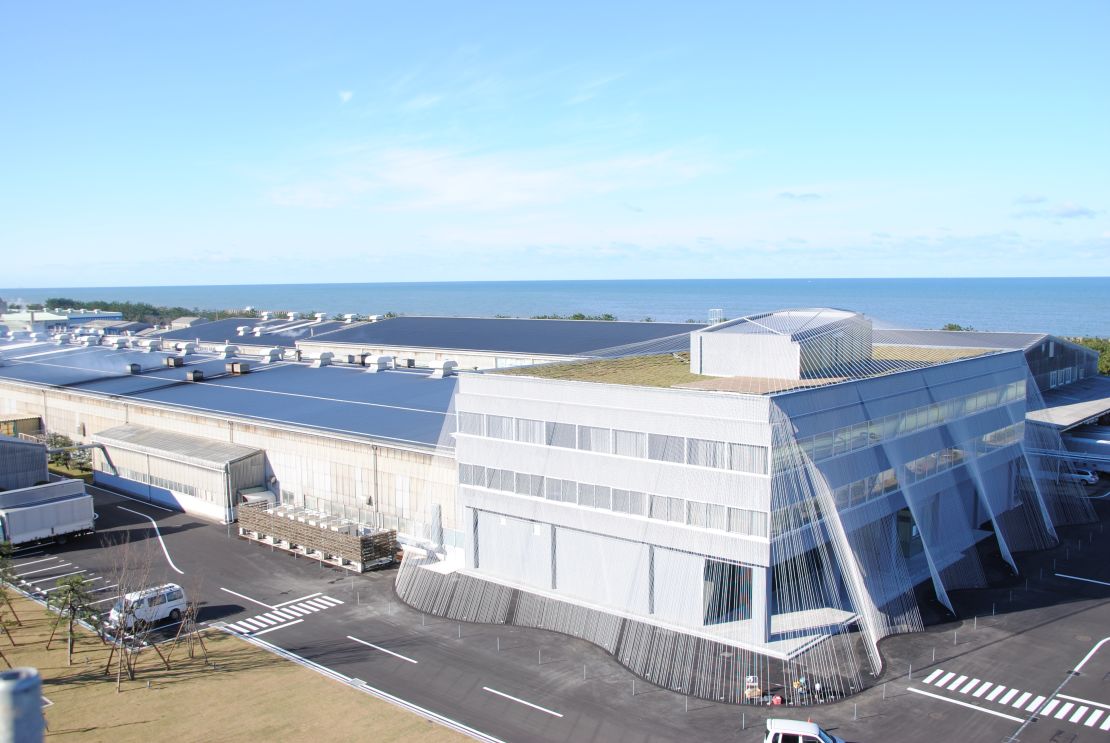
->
xmin=287 ymin=311 xmax=300 ymax=321
xmin=186 ymin=369 xmax=204 ymax=382
xmin=177 ymin=342 xmax=198 ymax=354
xmin=314 ymin=312 xmax=328 ymax=322
xmin=236 ymin=325 xmax=250 ymax=336
xmin=263 ymin=348 xmax=282 ymax=363
xmin=220 ymin=344 xmax=239 ymax=359
xmin=227 ymin=361 xmax=251 ymax=375
xmin=311 ymin=352 xmax=333 ymax=368
xmin=429 ymin=360 xmax=458 ymax=379
xmin=164 ymin=356 xmax=184 ymax=368
xmin=125 ymin=363 xmax=141 ymax=374
xmin=365 ymin=355 xmax=393 ymax=373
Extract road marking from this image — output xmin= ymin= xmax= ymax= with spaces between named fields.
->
xmin=13 ymin=557 xmax=58 ymax=569
xmin=252 ymin=615 xmax=277 ymax=626
xmin=1069 ymin=705 xmax=1089 ymax=723
xmin=972 ymin=681 xmax=992 ymax=698
xmin=922 ymin=669 xmax=944 ymax=684
xmin=239 ymin=618 xmax=266 ymax=630
xmin=295 ymin=602 xmax=321 ymax=613
xmin=1102 ymin=714 xmax=1110 ymax=731
xmin=348 ymin=635 xmax=419 ymax=664
xmin=281 ymin=605 xmax=308 ymax=616
xmin=1055 ymin=702 xmax=1074 ymax=719
xmin=947 ymin=674 xmax=969 ymax=690
xmin=1040 ymin=699 xmax=1059 ymax=716
xmin=986 ymin=686 xmax=1005 ymax=701
xmin=960 ymin=678 xmax=980 ymax=694
xmin=317 ymin=596 xmax=343 ymax=606
xmin=15 ymin=562 xmax=70 ymax=577
xmin=1012 ymin=691 xmax=1032 ymax=708
xmin=11 ymin=547 xmax=45 ymax=556
xmin=304 ymin=599 xmax=330 ymax=610
xmin=1055 ymin=573 xmax=1110 ymax=587
xmin=219 ymin=587 xmax=274 ymax=610
xmin=274 ymin=592 xmax=322 ymax=608
xmin=482 ymin=687 xmax=563 ymax=718
xmin=90 ymin=596 xmax=118 ymax=605
xmin=250 ymin=619 xmax=303 ymax=637
xmin=1085 ymin=709 xmax=1104 ymax=727
xmin=1057 ymin=693 xmax=1110 ymax=711
xmin=261 ymin=612 xmax=287 ymax=622
xmin=999 ymin=689 xmax=1018 ymax=705
xmin=907 ymin=687 xmax=1024 ymax=723
xmin=1025 ymin=695 xmax=1045 ymax=712
xmin=117 ymin=506 xmax=184 ymax=574
xmin=27 ymin=569 xmax=86 ymax=585
xmin=43 ymin=576 xmax=102 ymax=593
xmin=937 ymin=671 xmax=956 ymax=686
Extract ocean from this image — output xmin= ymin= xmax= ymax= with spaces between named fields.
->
xmin=2 ymin=278 xmax=1106 ymax=337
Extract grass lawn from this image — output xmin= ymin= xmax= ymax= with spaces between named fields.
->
xmin=46 ymin=465 xmax=93 ymax=484
xmin=1 ymin=596 xmax=464 ymax=742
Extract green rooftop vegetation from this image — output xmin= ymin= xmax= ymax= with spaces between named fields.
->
xmin=497 ymin=352 xmax=711 ymax=388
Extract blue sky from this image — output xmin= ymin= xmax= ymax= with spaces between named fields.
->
xmin=2 ymin=1 xmax=1107 ymax=286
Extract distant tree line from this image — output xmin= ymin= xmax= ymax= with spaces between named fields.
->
xmin=1069 ymin=337 xmax=1110 ymax=375
xmin=37 ymin=297 xmax=250 ymax=324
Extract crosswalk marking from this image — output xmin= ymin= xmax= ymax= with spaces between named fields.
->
xmin=921 ymin=668 xmax=1110 ymax=730
xmin=960 ymin=678 xmax=981 ymax=694
xmin=225 ymin=595 xmax=343 ymax=636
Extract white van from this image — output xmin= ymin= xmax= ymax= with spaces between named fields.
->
xmin=108 ymin=583 xmax=186 ymax=629
xmin=764 ymin=719 xmax=847 ymax=743
xmin=1062 ymin=468 xmax=1099 ymax=485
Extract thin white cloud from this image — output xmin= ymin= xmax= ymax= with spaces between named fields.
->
xmin=1013 ymin=200 xmax=1099 ymax=220
xmin=566 ymin=73 xmax=625 ymax=105
xmin=402 ymin=94 xmax=442 ymax=111
xmin=338 ymin=90 xmax=354 ymax=104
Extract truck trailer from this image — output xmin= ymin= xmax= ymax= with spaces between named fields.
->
xmin=0 ymin=479 xmax=95 ymax=546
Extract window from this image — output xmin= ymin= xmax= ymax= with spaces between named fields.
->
xmin=613 ymin=430 xmax=646 ymax=458
xmin=730 ymin=443 xmax=768 ymax=474
xmin=149 ymin=593 xmax=166 ymax=606
xmin=687 ymin=438 xmax=728 ymax=468
xmin=546 ymin=422 xmax=576 ymax=449
xmin=515 ymin=418 xmax=544 ymax=444
xmin=577 ymin=426 xmax=611 ymax=454
xmin=578 ymin=484 xmax=612 ymax=509
xmin=612 ymin=489 xmax=646 ymax=515
xmin=688 ymin=501 xmax=728 ymax=530
xmin=458 ymin=412 xmax=484 ymax=436
xmin=167 ymin=590 xmax=184 ymax=602
xmin=486 ymin=415 xmax=514 ymax=440
xmin=545 ymin=478 xmax=577 ymax=503
xmin=650 ymin=494 xmax=685 ymax=523
xmin=729 ymin=508 xmax=767 ymax=538
xmin=648 ymin=434 xmax=685 ymax=463
xmin=515 ymin=472 xmax=543 ymax=498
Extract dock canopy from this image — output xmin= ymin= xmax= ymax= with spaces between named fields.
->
xmin=1027 ymin=376 xmax=1110 ymax=431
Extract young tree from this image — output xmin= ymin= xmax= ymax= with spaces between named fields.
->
xmin=46 ymin=575 xmax=98 ymax=665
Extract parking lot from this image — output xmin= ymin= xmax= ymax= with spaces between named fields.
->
xmin=10 ymin=482 xmax=1110 ymax=743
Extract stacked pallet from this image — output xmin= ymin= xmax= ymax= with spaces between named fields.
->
xmin=238 ymin=502 xmax=397 ymax=572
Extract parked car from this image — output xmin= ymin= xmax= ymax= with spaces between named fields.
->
xmin=108 ymin=583 xmax=186 ymax=629
xmin=764 ymin=718 xmax=848 ymax=743
xmin=1062 ymin=468 xmax=1099 ymax=485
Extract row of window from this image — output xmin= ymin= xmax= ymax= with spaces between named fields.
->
xmin=112 ymin=466 xmax=201 ymax=500
xmin=1048 ymin=366 xmax=1085 ymax=389
xmin=459 ymin=463 xmax=769 ymax=538
xmin=458 ymin=413 xmax=769 ymax=475
xmin=780 ymin=380 xmax=1026 ymax=470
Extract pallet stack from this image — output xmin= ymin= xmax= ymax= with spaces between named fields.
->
xmin=237 ymin=502 xmax=398 ymax=572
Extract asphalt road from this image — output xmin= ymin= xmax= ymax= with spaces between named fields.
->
xmin=11 ymin=483 xmax=1110 ymax=743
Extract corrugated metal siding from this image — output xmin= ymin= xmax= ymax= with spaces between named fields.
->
xmin=92 ymin=423 xmax=260 ymax=469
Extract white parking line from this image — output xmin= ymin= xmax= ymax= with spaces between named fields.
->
xmin=316 ymin=596 xmax=342 ymax=606
xmin=1057 ymin=693 xmax=1110 ymax=711
xmin=251 ymin=619 xmax=303 ymax=637
xmin=1055 ymin=702 xmax=1074 ymax=719
xmin=481 ymin=688 xmax=563 ymax=715
xmin=219 ymin=587 xmax=274 ymax=610
xmin=280 ymin=605 xmax=307 ymax=616
xmin=999 ymin=689 xmax=1019 ymax=705
xmin=1040 ymin=699 xmax=1060 ymax=716
xmin=1069 ymin=705 xmax=1089 ymax=723
xmin=1055 ymin=573 xmax=1110 ymax=587
xmin=908 ymin=687 xmax=1024 ymax=723
xmin=986 ymin=686 xmax=1006 ymax=701
xmin=304 ymin=599 xmax=330 ymax=610
xmin=13 ymin=557 xmax=58 ymax=569
xmin=1086 ymin=709 xmax=1104 ymax=727
xmin=1012 ymin=691 xmax=1031 ymax=708
xmin=15 ymin=562 xmax=70 ymax=578
xmin=27 ymin=569 xmax=86 ymax=585
xmin=44 ymin=576 xmax=102 ymax=593
xmin=936 ymin=671 xmax=956 ymax=687
xmin=960 ymin=678 xmax=980 ymax=694
xmin=1025 ymin=695 xmax=1045 ymax=712
xmin=972 ymin=682 xmax=993 ymax=698
xmin=117 ymin=506 xmax=184 ymax=575
xmin=348 ymin=635 xmax=419 ymax=664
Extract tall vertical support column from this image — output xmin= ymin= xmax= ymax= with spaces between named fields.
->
xmin=749 ymin=566 xmax=772 ymax=643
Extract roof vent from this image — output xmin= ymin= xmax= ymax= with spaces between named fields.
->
xmin=186 ymin=369 xmax=205 ymax=382
xmin=260 ymin=311 xmax=273 ymax=321
xmin=367 ymin=314 xmax=383 ymax=322
xmin=178 ymin=341 xmax=198 ymax=354
xmin=365 ymin=355 xmax=393 ymax=373
xmin=252 ymin=327 xmax=264 ymax=336
xmin=126 ymin=363 xmax=141 ymax=374
xmin=343 ymin=313 xmax=358 ymax=323
xmin=145 ymin=340 xmax=163 ymax=353
xmin=220 ymin=345 xmax=239 ymax=359
xmin=263 ymin=348 xmax=283 ymax=363
xmin=54 ymin=333 xmax=71 ymax=345
xmin=429 ymin=360 xmax=458 ymax=379
xmin=110 ymin=338 xmax=126 ymax=349
xmin=82 ymin=336 xmax=98 ymax=347
xmin=164 ymin=356 xmax=184 ymax=368
xmin=314 ymin=312 xmax=328 ymax=322
xmin=311 ymin=351 xmax=333 ymax=368
xmin=287 ymin=311 xmax=300 ymax=321
xmin=236 ymin=325 xmax=250 ymax=336
xmin=227 ymin=361 xmax=251 ymax=375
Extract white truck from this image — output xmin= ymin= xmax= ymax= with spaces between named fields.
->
xmin=0 ymin=479 xmax=95 ymax=546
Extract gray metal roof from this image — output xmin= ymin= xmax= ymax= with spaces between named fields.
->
xmin=1026 ymin=376 xmax=1110 ymax=430
xmin=155 ymin=317 xmax=346 ymax=347
xmin=705 ymin=308 xmax=860 ymax=340
xmin=93 ymin=424 xmax=262 ymax=469
xmin=306 ymin=315 xmax=703 ymax=356
xmin=872 ymin=328 xmax=1047 ymax=350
